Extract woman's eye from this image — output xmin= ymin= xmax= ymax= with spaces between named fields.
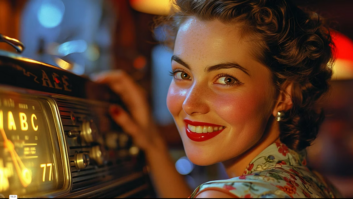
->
xmin=215 ymin=76 xmax=238 ymax=85
xmin=174 ymin=71 xmax=191 ymax=80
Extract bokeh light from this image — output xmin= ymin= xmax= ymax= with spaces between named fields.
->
xmin=175 ymin=156 xmax=194 ymax=175
xmin=37 ymin=0 xmax=65 ymax=28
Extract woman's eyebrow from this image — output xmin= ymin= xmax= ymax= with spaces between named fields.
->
xmin=171 ymin=55 xmax=250 ymax=76
xmin=206 ymin=63 xmax=250 ymax=76
xmin=171 ymin=55 xmax=190 ymax=70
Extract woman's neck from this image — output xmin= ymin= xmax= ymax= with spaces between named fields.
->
xmin=222 ymin=118 xmax=280 ymax=177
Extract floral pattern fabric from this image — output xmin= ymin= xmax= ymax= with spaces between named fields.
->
xmin=190 ymin=141 xmax=341 ymax=198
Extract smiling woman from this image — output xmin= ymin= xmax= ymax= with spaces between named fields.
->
xmin=96 ymin=0 xmax=341 ymax=198
xmin=168 ymin=18 xmax=278 ymax=169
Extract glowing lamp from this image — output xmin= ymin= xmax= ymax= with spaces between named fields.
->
xmin=331 ymin=31 xmax=353 ymax=80
xmin=129 ymin=0 xmax=174 ymax=15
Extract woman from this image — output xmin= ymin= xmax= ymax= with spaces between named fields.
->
xmin=96 ymin=0 xmax=341 ymax=198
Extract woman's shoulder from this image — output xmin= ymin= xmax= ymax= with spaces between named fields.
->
xmin=190 ymin=167 xmax=340 ymax=198
xmin=190 ymin=169 xmax=290 ymax=198
xmin=189 ymin=142 xmax=342 ymax=198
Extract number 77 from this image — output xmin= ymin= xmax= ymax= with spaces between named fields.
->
xmin=40 ymin=163 xmax=53 ymax=182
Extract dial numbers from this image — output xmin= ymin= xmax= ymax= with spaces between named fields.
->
xmin=40 ymin=163 xmax=53 ymax=182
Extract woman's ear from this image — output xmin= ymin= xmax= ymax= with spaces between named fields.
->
xmin=272 ymin=82 xmax=293 ymax=117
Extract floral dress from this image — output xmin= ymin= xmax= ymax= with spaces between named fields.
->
xmin=189 ymin=141 xmax=342 ymax=198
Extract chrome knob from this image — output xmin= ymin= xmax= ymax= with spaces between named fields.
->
xmin=81 ymin=120 xmax=99 ymax=143
xmin=89 ymin=145 xmax=106 ymax=165
xmin=74 ymin=153 xmax=90 ymax=169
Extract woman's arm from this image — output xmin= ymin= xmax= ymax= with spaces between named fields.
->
xmin=95 ymin=70 xmax=191 ymax=198
xmin=145 ymin=141 xmax=192 ymax=198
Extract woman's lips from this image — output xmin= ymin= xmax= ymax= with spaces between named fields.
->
xmin=184 ymin=119 xmax=225 ymax=142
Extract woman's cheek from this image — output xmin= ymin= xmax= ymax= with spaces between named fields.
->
xmin=213 ymin=92 xmax=265 ymax=125
xmin=167 ymin=83 xmax=186 ymax=117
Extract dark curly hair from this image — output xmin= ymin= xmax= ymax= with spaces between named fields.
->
xmin=155 ymin=0 xmax=334 ymax=151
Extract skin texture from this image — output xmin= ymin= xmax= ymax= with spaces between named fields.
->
xmin=168 ymin=17 xmax=278 ymax=167
xmin=96 ymin=17 xmax=293 ymax=198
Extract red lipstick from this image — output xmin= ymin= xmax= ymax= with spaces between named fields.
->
xmin=184 ymin=119 xmax=225 ymax=142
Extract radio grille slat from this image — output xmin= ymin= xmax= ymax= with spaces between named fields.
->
xmin=53 ymin=97 xmax=152 ymax=196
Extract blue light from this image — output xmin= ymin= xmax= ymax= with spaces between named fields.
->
xmin=58 ymin=40 xmax=88 ymax=56
xmin=175 ymin=156 xmax=194 ymax=175
xmin=37 ymin=0 xmax=65 ymax=28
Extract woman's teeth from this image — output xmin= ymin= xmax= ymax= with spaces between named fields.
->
xmin=188 ymin=125 xmax=223 ymax=133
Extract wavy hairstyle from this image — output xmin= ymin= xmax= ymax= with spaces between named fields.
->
xmin=155 ymin=0 xmax=334 ymax=151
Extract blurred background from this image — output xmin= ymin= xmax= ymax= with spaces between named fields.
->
xmin=0 ymin=0 xmax=353 ymax=197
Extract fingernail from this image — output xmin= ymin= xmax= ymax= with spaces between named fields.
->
xmin=110 ymin=106 xmax=120 ymax=116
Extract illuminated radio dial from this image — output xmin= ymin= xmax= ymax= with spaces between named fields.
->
xmin=89 ymin=145 xmax=106 ymax=166
xmin=81 ymin=120 xmax=100 ymax=143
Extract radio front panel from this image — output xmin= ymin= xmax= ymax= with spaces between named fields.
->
xmin=0 ymin=49 xmax=154 ymax=198
xmin=53 ymin=96 xmax=148 ymax=194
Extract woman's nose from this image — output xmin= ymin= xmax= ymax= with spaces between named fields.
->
xmin=182 ymin=84 xmax=210 ymax=116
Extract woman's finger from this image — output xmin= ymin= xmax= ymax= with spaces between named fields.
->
xmin=109 ymin=105 xmax=140 ymax=138
xmin=95 ymin=71 xmax=150 ymax=127
xmin=109 ymin=105 xmax=153 ymax=150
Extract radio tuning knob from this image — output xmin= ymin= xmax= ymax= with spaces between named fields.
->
xmin=89 ymin=145 xmax=106 ymax=165
xmin=74 ymin=153 xmax=90 ymax=169
xmin=81 ymin=120 xmax=100 ymax=143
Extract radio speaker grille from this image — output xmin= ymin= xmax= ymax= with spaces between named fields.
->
xmin=53 ymin=97 xmax=154 ymax=197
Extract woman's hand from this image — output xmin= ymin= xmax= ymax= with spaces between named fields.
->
xmin=94 ymin=70 xmax=165 ymax=153
xmin=95 ymin=70 xmax=191 ymax=198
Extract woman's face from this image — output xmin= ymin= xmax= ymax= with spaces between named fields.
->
xmin=167 ymin=17 xmax=276 ymax=166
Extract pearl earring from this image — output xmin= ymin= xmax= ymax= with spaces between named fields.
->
xmin=276 ymin=111 xmax=285 ymax=121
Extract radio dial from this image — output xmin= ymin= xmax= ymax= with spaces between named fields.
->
xmin=74 ymin=153 xmax=90 ymax=169
xmin=89 ymin=145 xmax=106 ymax=165
xmin=81 ymin=120 xmax=100 ymax=143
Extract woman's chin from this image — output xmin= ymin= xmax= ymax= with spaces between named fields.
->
xmin=184 ymin=148 xmax=219 ymax=166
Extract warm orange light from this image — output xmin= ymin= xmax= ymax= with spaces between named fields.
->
xmin=331 ymin=31 xmax=353 ymax=80
xmin=130 ymin=0 xmax=174 ymax=15
xmin=133 ymin=55 xmax=147 ymax=69
xmin=0 ymin=110 xmax=3 ymax=130
xmin=55 ymin=58 xmax=71 ymax=70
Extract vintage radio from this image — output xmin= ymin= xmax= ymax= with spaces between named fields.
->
xmin=0 ymin=34 xmax=154 ymax=198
